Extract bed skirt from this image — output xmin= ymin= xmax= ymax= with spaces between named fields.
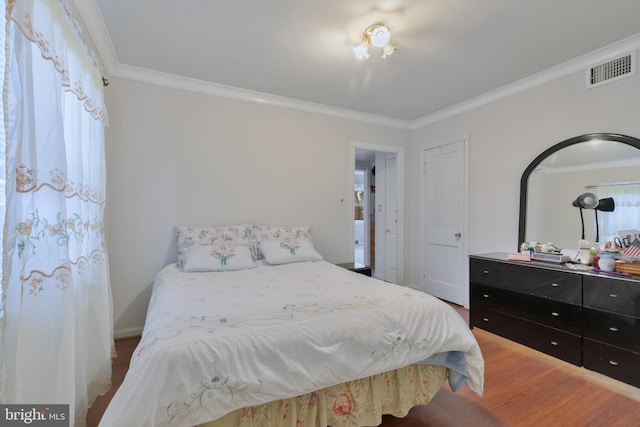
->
xmin=196 ymin=364 xmax=448 ymax=427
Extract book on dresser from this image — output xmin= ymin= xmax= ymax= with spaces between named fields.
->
xmin=469 ymin=252 xmax=640 ymax=388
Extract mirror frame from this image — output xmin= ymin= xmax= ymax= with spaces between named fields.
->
xmin=518 ymin=133 xmax=640 ymax=250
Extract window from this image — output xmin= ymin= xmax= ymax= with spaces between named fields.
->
xmin=590 ymin=182 xmax=640 ymax=243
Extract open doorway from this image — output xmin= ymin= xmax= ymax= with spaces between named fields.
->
xmin=352 ymin=145 xmax=404 ymax=284
xmin=354 ymin=166 xmax=371 ymax=267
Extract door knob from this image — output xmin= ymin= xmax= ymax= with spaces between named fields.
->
xmin=454 ymin=232 xmax=462 ymax=239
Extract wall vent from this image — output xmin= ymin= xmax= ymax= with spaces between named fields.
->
xmin=587 ymin=53 xmax=636 ymax=89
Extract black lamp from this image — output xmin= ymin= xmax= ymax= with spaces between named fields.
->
xmin=572 ymin=192 xmax=599 ymax=209
xmin=572 ymin=193 xmax=598 ymax=240
xmin=594 ymin=197 xmax=615 ymax=243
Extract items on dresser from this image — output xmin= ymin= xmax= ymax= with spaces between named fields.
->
xmin=530 ymin=252 xmax=570 ymax=263
xmin=470 ymin=252 xmax=640 ymax=388
xmin=616 ymin=260 xmax=640 ymax=275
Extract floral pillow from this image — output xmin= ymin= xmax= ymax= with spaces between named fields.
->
xmin=183 ymin=244 xmax=256 ymax=272
xmin=176 ymin=224 xmax=253 ymax=269
xmin=260 ymin=237 xmax=323 ymax=265
xmin=252 ymin=225 xmax=313 ymax=259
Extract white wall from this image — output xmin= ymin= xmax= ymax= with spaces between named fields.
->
xmin=408 ymin=50 xmax=640 ymax=286
xmin=106 ymin=50 xmax=640 ymax=336
xmin=104 ymin=78 xmax=411 ymax=336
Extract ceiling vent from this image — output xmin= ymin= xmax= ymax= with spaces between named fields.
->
xmin=587 ymin=53 xmax=636 ymax=89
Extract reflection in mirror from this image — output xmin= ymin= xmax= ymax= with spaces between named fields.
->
xmin=520 ymin=134 xmax=640 ymax=251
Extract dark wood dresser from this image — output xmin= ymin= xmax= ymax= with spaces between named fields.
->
xmin=470 ymin=252 xmax=640 ymax=388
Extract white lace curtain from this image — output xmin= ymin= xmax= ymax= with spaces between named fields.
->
xmin=591 ymin=183 xmax=640 ymax=243
xmin=0 ymin=1 xmax=113 ymax=425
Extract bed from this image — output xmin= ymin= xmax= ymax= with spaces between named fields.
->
xmin=99 ymin=225 xmax=484 ymax=427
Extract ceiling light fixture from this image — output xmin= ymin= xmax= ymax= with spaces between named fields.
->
xmin=353 ymin=23 xmax=397 ymax=60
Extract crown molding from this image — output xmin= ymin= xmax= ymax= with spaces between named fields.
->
xmin=113 ymin=64 xmax=412 ymax=129
xmin=75 ymin=2 xmax=639 ymax=132
xmin=410 ymin=33 xmax=640 ymax=130
xmin=73 ymin=2 xmax=411 ymax=129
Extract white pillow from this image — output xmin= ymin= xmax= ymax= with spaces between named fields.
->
xmin=176 ymin=224 xmax=254 ymax=268
xmin=183 ymin=244 xmax=256 ymax=272
xmin=260 ymin=238 xmax=323 ymax=265
xmin=251 ymin=225 xmax=313 ymax=259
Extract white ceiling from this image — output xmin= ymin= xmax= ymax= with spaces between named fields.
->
xmin=81 ymin=0 xmax=640 ymax=123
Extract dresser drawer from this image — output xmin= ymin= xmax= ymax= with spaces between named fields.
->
xmin=583 ymin=276 xmax=640 ymax=317
xmin=471 ymin=284 xmax=582 ymax=334
xmin=583 ymin=308 xmax=640 ymax=353
xmin=471 ymin=306 xmax=582 ymax=366
xmin=470 ymin=258 xmax=581 ymax=304
xmin=583 ymin=339 xmax=640 ymax=388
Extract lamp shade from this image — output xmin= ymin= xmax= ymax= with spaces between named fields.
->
xmin=596 ymin=197 xmax=615 ymax=212
xmin=382 ymin=43 xmax=396 ymax=58
xmin=353 ymin=41 xmax=370 ymax=59
xmin=572 ymin=192 xmax=598 ymax=209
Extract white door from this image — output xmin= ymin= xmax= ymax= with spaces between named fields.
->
xmin=373 ymin=151 xmax=399 ymax=284
xmin=384 ymin=155 xmax=398 ymax=283
xmin=422 ymin=140 xmax=467 ymax=305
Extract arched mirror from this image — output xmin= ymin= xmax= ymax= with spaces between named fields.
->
xmin=519 ymin=133 xmax=640 ymax=251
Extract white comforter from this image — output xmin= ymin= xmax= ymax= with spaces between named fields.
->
xmin=100 ymin=261 xmax=484 ymax=427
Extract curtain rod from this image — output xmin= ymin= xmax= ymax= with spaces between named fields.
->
xmin=586 ymin=181 xmax=640 ymax=189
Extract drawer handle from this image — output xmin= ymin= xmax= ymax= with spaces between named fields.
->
xmin=483 ymin=270 xmax=489 ymax=274
xmin=551 ymin=312 xmax=560 ymax=317
xmin=482 ymin=318 xmax=489 ymax=322
xmin=609 ymin=326 xmax=619 ymax=332
xmin=551 ymin=283 xmax=559 ymax=287
xmin=609 ymin=293 xmax=618 ymax=298
xmin=483 ymin=294 xmax=490 ymax=298
xmin=550 ymin=341 xmax=559 ymax=346
xmin=609 ymin=360 xmax=619 ymax=366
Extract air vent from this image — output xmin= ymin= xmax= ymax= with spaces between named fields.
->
xmin=587 ymin=53 xmax=636 ymax=88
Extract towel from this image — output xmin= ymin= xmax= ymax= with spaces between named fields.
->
xmin=418 ymin=351 xmax=468 ymax=392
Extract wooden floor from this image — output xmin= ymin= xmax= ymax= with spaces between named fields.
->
xmin=88 ymin=306 xmax=640 ymax=427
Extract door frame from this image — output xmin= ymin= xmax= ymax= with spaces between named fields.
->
xmin=350 ymin=142 xmax=405 ymax=285
xmin=419 ymin=135 xmax=470 ymax=307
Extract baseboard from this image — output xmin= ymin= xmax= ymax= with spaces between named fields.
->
xmin=114 ymin=326 xmax=143 ymax=339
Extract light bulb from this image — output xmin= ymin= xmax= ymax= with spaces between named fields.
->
xmin=369 ymin=25 xmax=390 ymax=48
